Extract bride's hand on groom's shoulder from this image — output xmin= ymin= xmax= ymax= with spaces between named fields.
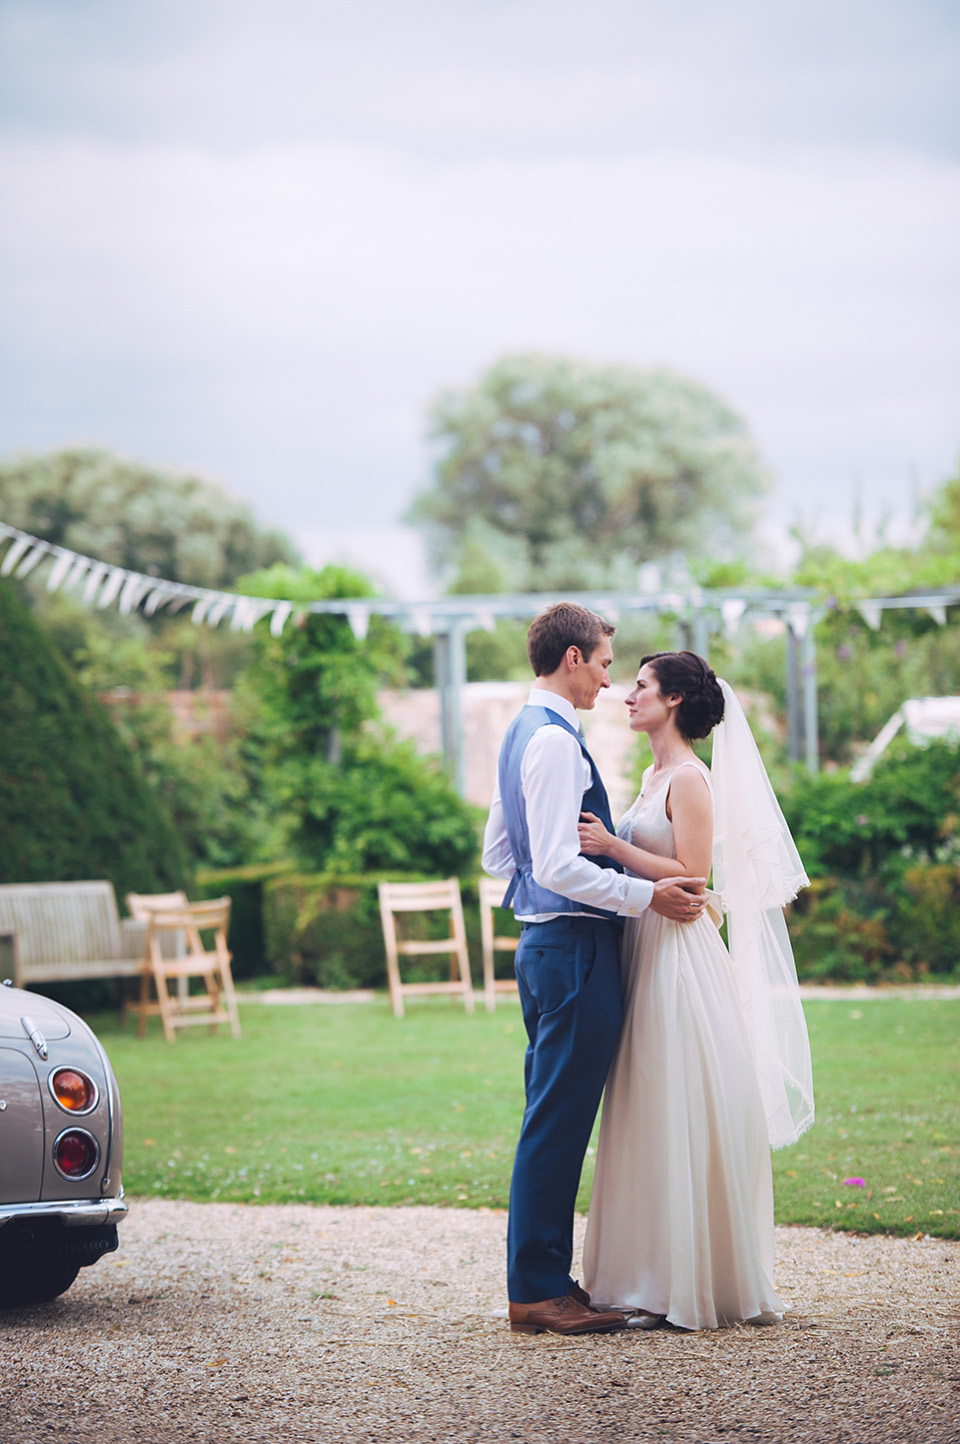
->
xmin=650 ymin=876 xmax=708 ymax=922
xmin=578 ymin=811 xmax=612 ymax=855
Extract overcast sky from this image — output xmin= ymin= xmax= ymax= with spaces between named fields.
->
xmin=1 ymin=0 xmax=958 ymax=593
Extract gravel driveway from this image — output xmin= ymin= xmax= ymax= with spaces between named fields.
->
xmin=1 ymin=1200 xmax=956 ymax=1443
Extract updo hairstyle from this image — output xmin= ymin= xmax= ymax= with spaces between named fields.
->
xmin=640 ymin=651 xmax=725 ymax=740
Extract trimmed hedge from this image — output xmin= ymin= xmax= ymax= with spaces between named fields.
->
xmin=197 ymin=860 xmax=958 ymax=992
xmin=194 ymin=862 xmax=292 ymax=980
xmin=0 ymin=579 xmax=189 ymax=898
xmin=243 ymin=871 xmax=516 ymax=992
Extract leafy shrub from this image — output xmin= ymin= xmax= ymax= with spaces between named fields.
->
xmin=786 ymin=868 xmax=960 ymax=983
xmin=782 ymin=737 xmax=960 ymax=878
xmin=296 ymin=728 xmax=481 ymax=877
xmin=787 ymin=878 xmax=893 ymax=983
xmin=774 ymin=734 xmax=960 ymax=979
xmin=237 ymin=564 xmax=480 ymax=877
xmin=807 ymin=611 xmax=960 ymax=767
xmin=891 ymin=864 xmax=960 ymax=976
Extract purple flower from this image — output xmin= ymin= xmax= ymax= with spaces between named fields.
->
xmin=855 ymin=815 xmax=869 ymax=827
xmin=843 ymin=1177 xmax=866 ymax=1187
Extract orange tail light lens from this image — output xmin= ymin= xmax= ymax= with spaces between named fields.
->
xmin=50 ymin=1068 xmax=97 ymax=1112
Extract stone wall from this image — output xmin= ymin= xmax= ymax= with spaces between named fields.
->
xmin=378 ymin=682 xmax=639 ymax=816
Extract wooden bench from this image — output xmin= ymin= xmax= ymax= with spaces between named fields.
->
xmin=0 ymin=880 xmax=153 ymax=989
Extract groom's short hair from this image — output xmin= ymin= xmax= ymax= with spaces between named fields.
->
xmin=527 ymin=602 xmax=616 ymax=676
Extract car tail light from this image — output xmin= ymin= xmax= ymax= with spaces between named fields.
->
xmin=50 ymin=1068 xmax=98 ymax=1113
xmin=53 ymin=1129 xmax=99 ymax=1180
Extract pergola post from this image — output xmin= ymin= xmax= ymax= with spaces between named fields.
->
xmin=692 ymin=610 xmax=710 ymax=660
xmin=676 ymin=614 xmax=710 ymax=658
xmin=786 ymin=623 xmax=801 ymax=765
xmin=434 ymin=621 xmax=468 ymax=794
xmin=803 ymin=622 xmax=820 ymax=775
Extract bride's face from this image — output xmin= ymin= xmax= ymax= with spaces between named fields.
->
xmin=624 ymin=663 xmax=677 ymax=734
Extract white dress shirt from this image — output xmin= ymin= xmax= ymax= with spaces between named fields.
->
xmin=481 ymin=688 xmax=654 ymax=922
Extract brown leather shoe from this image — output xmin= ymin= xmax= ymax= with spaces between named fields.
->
xmin=568 ymin=1280 xmax=592 ymax=1308
xmin=508 ymin=1293 xmax=626 ymax=1335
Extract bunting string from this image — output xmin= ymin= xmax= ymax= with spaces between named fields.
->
xmin=0 ymin=522 xmax=293 ymax=634
xmin=1 ymin=520 xmax=957 ymax=642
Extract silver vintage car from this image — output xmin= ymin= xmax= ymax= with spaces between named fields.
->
xmin=0 ymin=979 xmax=127 ymax=1305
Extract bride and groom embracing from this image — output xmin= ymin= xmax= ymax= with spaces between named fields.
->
xmin=482 ymin=602 xmax=815 ymax=1335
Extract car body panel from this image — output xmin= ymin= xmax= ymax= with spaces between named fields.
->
xmin=0 ymin=1048 xmax=44 ymax=1200
xmin=0 ymin=996 xmax=71 ymax=1041
xmin=0 ymin=981 xmax=127 ymax=1304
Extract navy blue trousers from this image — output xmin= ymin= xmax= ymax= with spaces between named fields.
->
xmin=507 ymin=914 xmax=624 ymax=1303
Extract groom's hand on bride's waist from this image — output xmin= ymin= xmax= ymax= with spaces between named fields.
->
xmin=649 ymin=876 xmax=708 ymax=922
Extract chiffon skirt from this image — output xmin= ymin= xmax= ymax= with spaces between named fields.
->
xmin=582 ymin=909 xmax=785 ymax=1330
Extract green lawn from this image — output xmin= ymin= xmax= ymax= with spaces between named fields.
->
xmin=774 ymin=998 xmax=959 ymax=1236
xmin=95 ymin=994 xmax=959 ymax=1238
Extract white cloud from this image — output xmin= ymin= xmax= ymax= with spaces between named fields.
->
xmin=0 ymin=0 xmax=957 ymax=554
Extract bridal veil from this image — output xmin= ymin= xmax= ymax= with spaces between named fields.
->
xmin=712 ymin=679 xmax=815 ymax=1148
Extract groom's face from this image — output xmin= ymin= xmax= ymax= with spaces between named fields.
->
xmin=571 ymin=635 xmax=614 ymax=710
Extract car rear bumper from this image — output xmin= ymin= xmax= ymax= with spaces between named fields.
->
xmin=0 ymin=1191 xmax=128 ymax=1229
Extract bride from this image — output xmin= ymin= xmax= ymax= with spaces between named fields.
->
xmin=577 ymin=651 xmax=814 ymax=1331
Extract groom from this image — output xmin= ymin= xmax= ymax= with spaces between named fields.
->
xmin=482 ymin=602 xmax=707 ymax=1335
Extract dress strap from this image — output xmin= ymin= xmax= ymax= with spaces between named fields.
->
xmin=672 ymin=757 xmax=713 ymax=787
xmin=663 ymin=757 xmax=713 ymax=802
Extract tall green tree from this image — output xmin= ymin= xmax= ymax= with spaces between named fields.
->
xmin=0 ymin=445 xmax=300 ymax=692
xmin=0 ymin=446 xmax=297 ymax=587
xmin=410 ymin=353 xmax=770 ymax=590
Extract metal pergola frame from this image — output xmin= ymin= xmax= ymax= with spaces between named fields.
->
xmin=305 ymin=584 xmax=960 ymax=795
xmin=4 ymin=511 xmax=955 ymax=797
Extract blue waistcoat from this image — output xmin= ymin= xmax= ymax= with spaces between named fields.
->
xmin=498 ymin=705 xmax=622 ymax=919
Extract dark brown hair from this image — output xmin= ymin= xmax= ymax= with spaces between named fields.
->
xmin=527 ymin=603 xmax=616 ymax=677
xmin=640 ymin=651 xmax=725 ymax=739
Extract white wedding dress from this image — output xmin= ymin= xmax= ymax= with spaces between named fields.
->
xmin=582 ymin=757 xmax=785 ymax=1330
